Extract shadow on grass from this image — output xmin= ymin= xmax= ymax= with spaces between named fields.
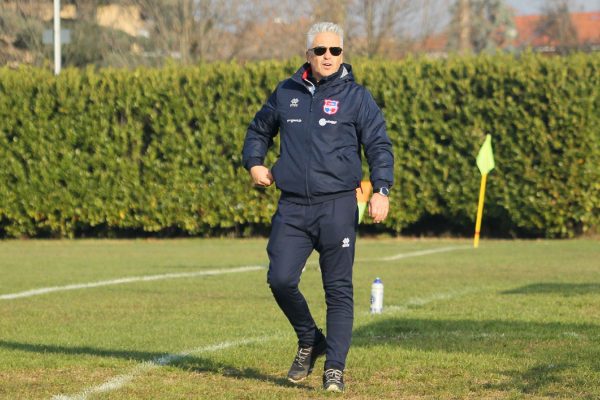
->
xmin=353 ymin=318 xmax=600 ymax=395
xmin=0 ymin=340 xmax=310 ymax=390
xmin=482 ymin=362 xmax=574 ymax=395
xmin=501 ymin=283 xmax=600 ymax=296
xmin=352 ymin=318 xmax=600 ymax=355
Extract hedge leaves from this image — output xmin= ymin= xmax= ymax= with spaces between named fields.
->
xmin=0 ymin=54 xmax=597 ymax=238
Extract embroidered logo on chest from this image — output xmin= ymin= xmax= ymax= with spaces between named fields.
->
xmin=323 ymin=99 xmax=339 ymax=115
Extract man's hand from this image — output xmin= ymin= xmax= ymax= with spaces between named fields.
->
xmin=250 ymin=165 xmax=274 ymax=187
xmin=369 ymin=193 xmax=389 ymax=223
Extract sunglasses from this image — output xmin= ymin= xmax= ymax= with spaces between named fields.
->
xmin=309 ymin=46 xmax=343 ymax=56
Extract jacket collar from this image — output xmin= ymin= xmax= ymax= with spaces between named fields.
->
xmin=292 ymin=63 xmax=354 ymax=89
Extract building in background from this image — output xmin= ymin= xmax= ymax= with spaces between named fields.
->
xmin=415 ymin=11 xmax=600 ymax=56
xmin=513 ymin=11 xmax=600 ymax=53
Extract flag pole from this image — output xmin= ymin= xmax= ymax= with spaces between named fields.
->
xmin=54 ymin=0 xmax=61 ymax=75
xmin=473 ymin=173 xmax=487 ymax=248
xmin=473 ymin=134 xmax=495 ymax=248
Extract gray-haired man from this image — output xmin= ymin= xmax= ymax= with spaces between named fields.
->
xmin=242 ymin=22 xmax=394 ymax=392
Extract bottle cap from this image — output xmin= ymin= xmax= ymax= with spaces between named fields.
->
xmin=374 ymin=277 xmax=382 ymax=283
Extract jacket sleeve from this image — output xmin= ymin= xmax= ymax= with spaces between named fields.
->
xmin=357 ymin=89 xmax=394 ymax=190
xmin=242 ymin=87 xmax=280 ymax=171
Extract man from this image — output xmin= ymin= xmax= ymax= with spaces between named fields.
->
xmin=242 ymin=22 xmax=394 ymax=392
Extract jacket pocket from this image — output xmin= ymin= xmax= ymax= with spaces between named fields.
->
xmin=337 ymin=148 xmax=362 ymax=183
xmin=271 ymin=158 xmax=281 ymax=181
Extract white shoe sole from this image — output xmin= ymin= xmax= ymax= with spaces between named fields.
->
xmin=325 ymin=384 xmax=343 ymax=392
xmin=287 ymin=375 xmax=307 ymax=383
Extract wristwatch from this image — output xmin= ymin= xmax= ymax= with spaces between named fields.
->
xmin=375 ymin=187 xmax=390 ymax=196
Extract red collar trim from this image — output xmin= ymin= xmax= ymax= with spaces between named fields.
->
xmin=302 ymin=66 xmax=312 ymax=81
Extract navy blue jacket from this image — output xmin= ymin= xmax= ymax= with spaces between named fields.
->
xmin=243 ymin=63 xmax=394 ymax=204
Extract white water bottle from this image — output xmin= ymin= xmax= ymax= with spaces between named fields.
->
xmin=370 ymin=277 xmax=384 ymax=314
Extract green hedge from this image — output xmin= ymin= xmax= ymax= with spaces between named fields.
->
xmin=0 ymin=54 xmax=598 ymax=238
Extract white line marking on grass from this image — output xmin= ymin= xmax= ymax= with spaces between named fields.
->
xmin=51 ymin=336 xmax=271 ymax=400
xmin=305 ymin=244 xmax=470 ymax=266
xmin=359 ymin=288 xmax=482 ymax=316
xmin=384 ymin=288 xmax=481 ymax=313
xmin=377 ymin=245 xmax=470 ymax=261
xmin=0 ymin=266 xmax=265 ymax=300
xmin=3 ymin=245 xmax=469 ymax=301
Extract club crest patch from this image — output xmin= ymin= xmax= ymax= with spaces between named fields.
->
xmin=323 ymin=99 xmax=339 ymax=115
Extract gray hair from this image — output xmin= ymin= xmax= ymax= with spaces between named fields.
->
xmin=306 ymin=22 xmax=344 ymax=49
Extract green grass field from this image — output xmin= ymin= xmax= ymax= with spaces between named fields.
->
xmin=1 ymin=238 xmax=599 ymax=399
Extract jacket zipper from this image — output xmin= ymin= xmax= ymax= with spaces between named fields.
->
xmin=305 ymin=82 xmax=316 ymax=206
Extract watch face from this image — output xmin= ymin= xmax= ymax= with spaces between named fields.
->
xmin=379 ymin=187 xmax=389 ymax=196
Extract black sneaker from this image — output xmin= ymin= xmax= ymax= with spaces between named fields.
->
xmin=323 ymin=368 xmax=344 ymax=392
xmin=287 ymin=332 xmax=327 ymax=383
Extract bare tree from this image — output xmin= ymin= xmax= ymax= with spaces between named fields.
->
xmin=124 ymin=0 xmax=223 ymax=63
xmin=447 ymin=0 xmax=515 ymax=54
xmin=126 ymin=0 xmax=295 ymax=63
xmin=67 ymin=0 xmax=99 ymax=21
xmin=458 ymin=0 xmax=471 ymax=53
xmin=1 ymin=0 xmax=472 ymax=65
xmin=345 ymin=0 xmax=417 ymax=58
xmin=310 ymin=0 xmax=350 ymax=26
xmin=0 ymin=0 xmax=47 ymax=66
xmin=535 ymin=0 xmax=579 ymax=53
xmin=416 ymin=0 xmax=447 ymax=42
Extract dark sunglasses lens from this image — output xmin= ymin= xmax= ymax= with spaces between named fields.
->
xmin=330 ymin=47 xmax=343 ymax=56
xmin=313 ymin=47 xmax=327 ymax=56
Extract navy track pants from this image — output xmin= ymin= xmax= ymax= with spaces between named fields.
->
xmin=267 ymin=194 xmax=358 ymax=371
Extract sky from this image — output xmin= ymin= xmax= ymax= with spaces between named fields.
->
xmin=505 ymin=0 xmax=600 ymax=15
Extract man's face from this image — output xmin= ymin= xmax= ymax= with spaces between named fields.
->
xmin=307 ymin=32 xmax=343 ymax=82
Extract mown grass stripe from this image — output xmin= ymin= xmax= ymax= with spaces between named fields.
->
xmin=1 ymin=246 xmax=470 ymax=301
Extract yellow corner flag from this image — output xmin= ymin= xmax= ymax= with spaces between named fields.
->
xmin=474 ymin=134 xmax=495 ymax=248
xmin=356 ymin=181 xmax=372 ymax=223
xmin=476 ymin=134 xmax=495 ymax=175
